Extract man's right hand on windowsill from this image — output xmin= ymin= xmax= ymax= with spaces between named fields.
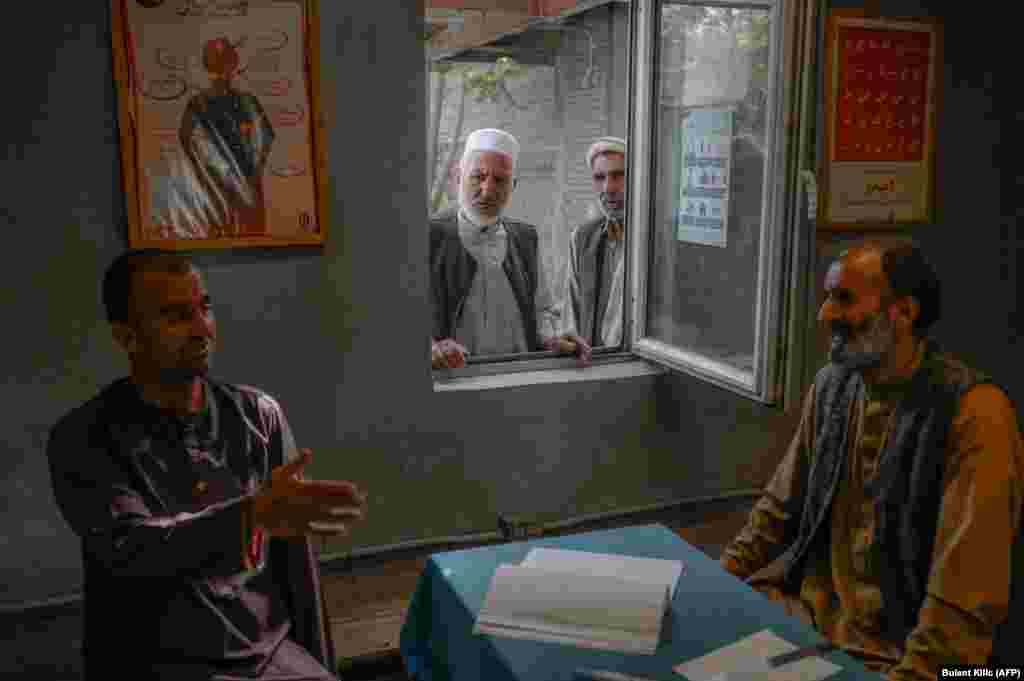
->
xmin=431 ymin=338 xmax=468 ymax=369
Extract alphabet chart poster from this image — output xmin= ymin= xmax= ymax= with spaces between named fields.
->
xmin=821 ymin=13 xmax=939 ymax=228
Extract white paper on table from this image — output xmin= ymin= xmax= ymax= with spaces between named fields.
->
xmin=522 ymin=547 xmax=686 ymax=598
xmin=474 ymin=619 xmax=658 ymax=655
xmin=473 ymin=564 xmax=669 ymax=655
xmin=673 ymin=629 xmax=842 ymax=681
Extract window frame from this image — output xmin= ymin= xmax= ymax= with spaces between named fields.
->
xmin=625 ymin=0 xmax=816 ymax=405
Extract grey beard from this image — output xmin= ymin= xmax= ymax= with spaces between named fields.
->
xmin=598 ymin=200 xmax=625 ymax=224
xmin=828 ymin=332 xmax=884 ymax=370
xmin=459 ymin=199 xmax=500 ymax=226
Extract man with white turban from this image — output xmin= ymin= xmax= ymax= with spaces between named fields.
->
xmin=429 ymin=128 xmax=590 ymax=369
xmin=561 ymin=136 xmax=627 ymax=351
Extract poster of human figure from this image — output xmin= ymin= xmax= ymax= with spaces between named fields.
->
xmin=677 ymin=106 xmax=733 ymax=248
xmin=114 ymin=0 xmax=324 ymax=246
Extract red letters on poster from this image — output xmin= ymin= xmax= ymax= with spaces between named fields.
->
xmin=834 ymin=26 xmax=931 ymax=162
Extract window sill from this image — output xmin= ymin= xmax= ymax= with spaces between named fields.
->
xmin=432 ymin=356 xmax=667 ymax=392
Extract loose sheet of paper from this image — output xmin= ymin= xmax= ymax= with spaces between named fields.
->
xmin=673 ymin=629 xmax=842 ymax=681
xmin=522 ymin=548 xmax=685 ymax=597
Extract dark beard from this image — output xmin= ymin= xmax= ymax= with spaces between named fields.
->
xmin=158 ymin=365 xmax=208 ymax=384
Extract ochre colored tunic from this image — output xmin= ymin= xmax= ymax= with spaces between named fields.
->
xmin=721 ymin=370 xmax=1024 ymax=680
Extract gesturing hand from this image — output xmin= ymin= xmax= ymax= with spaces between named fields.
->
xmin=250 ymin=448 xmax=368 ymax=538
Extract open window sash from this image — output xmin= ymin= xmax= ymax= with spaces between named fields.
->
xmin=624 ymin=0 xmax=818 ymax=405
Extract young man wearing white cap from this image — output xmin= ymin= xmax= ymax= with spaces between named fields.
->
xmin=429 ymin=128 xmax=590 ymax=369
xmin=562 ymin=136 xmax=627 ymax=350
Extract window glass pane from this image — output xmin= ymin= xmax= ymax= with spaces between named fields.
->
xmin=425 ymin=1 xmax=630 ymax=367
xmin=646 ymin=4 xmax=771 ymax=375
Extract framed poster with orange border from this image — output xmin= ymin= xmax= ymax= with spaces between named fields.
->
xmin=819 ymin=10 xmax=941 ymax=230
xmin=110 ymin=0 xmax=327 ymax=249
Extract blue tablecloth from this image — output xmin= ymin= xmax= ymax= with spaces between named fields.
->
xmin=399 ymin=524 xmax=881 ymax=681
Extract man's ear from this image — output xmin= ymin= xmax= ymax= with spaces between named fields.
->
xmin=110 ymin=322 xmax=137 ymax=356
xmin=890 ymin=296 xmax=920 ymax=330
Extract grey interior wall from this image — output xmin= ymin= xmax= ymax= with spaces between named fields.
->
xmin=1 ymin=6 xmax=133 ymax=605
xmin=0 ymin=0 xmax=1015 ymax=610
xmin=910 ymin=4 xmax=1019 ymax=400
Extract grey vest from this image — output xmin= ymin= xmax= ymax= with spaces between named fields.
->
xmin=569 ymin=216 xmax=611 ymax=346
xmin=429 ymin=206 xmax=541 ymax=349
xmin=776 ymin=340 xmax=1022 ymax=664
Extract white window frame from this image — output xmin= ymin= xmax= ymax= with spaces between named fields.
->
xmin=431 ymin=0 xmax=817 ymax=406
xmin=625 ymin=0 xmax=817 ymax=405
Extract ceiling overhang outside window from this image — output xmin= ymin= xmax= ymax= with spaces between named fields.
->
xmin=425 ymin=0 xmax=629 ymax=62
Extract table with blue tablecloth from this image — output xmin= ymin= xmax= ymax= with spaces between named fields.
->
xmin=399 ymin=523 xmax=881 ymax=681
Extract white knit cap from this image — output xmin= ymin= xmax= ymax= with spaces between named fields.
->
xmin=586 ymin=136 xmax=627 ymax=168
xmin=462 ymin=128 xmax=520 ymax=170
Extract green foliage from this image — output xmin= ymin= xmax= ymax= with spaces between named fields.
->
xmin=736 ymin=13 xmax=770 ymax=50
xmin=661 ymin=6 xmax=770 ymax=50
xmin=432 ymin=57 xmax=528 ymax=104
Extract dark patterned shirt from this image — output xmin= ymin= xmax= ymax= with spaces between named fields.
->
xmin=135 ymin=382 xmax=334 ymax=680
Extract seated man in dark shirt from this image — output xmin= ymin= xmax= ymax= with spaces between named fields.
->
xmin=46 ymin=249 xmax=367 ymax=679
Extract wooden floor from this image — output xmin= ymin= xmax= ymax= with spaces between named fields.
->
xmin=0 ymin=504 xmax=753 ymax=681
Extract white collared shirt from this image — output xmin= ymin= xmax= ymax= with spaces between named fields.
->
xmin=453 ymin=209 xmax=559 ymax=355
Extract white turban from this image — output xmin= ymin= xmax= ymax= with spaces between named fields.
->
xmin=586 ymin=136 xmax=627 ymax=168
xmin=462 ymin=128 xmax=520 ymax=172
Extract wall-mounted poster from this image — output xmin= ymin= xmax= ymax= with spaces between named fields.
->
xmin=820 ymin=11 xmax=940 ymax=229
xmin=676 ymin=106 xmax=733 ymax=248
xmin=110 ymin=0 xmax=327 ymax=249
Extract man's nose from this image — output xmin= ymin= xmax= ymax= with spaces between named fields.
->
xmin=480 ymin=177 xmax=499 ymax=194
xmin=191 ymin=310 xmax=214 ymax=336
xmin=817 ymin=300 xmax=837 ymax=323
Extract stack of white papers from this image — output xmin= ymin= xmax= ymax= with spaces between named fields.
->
xmin=473 ymin=549 xmax=685 ymax=655
xmin=523 ymin=548 xmax=686 ymax=598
